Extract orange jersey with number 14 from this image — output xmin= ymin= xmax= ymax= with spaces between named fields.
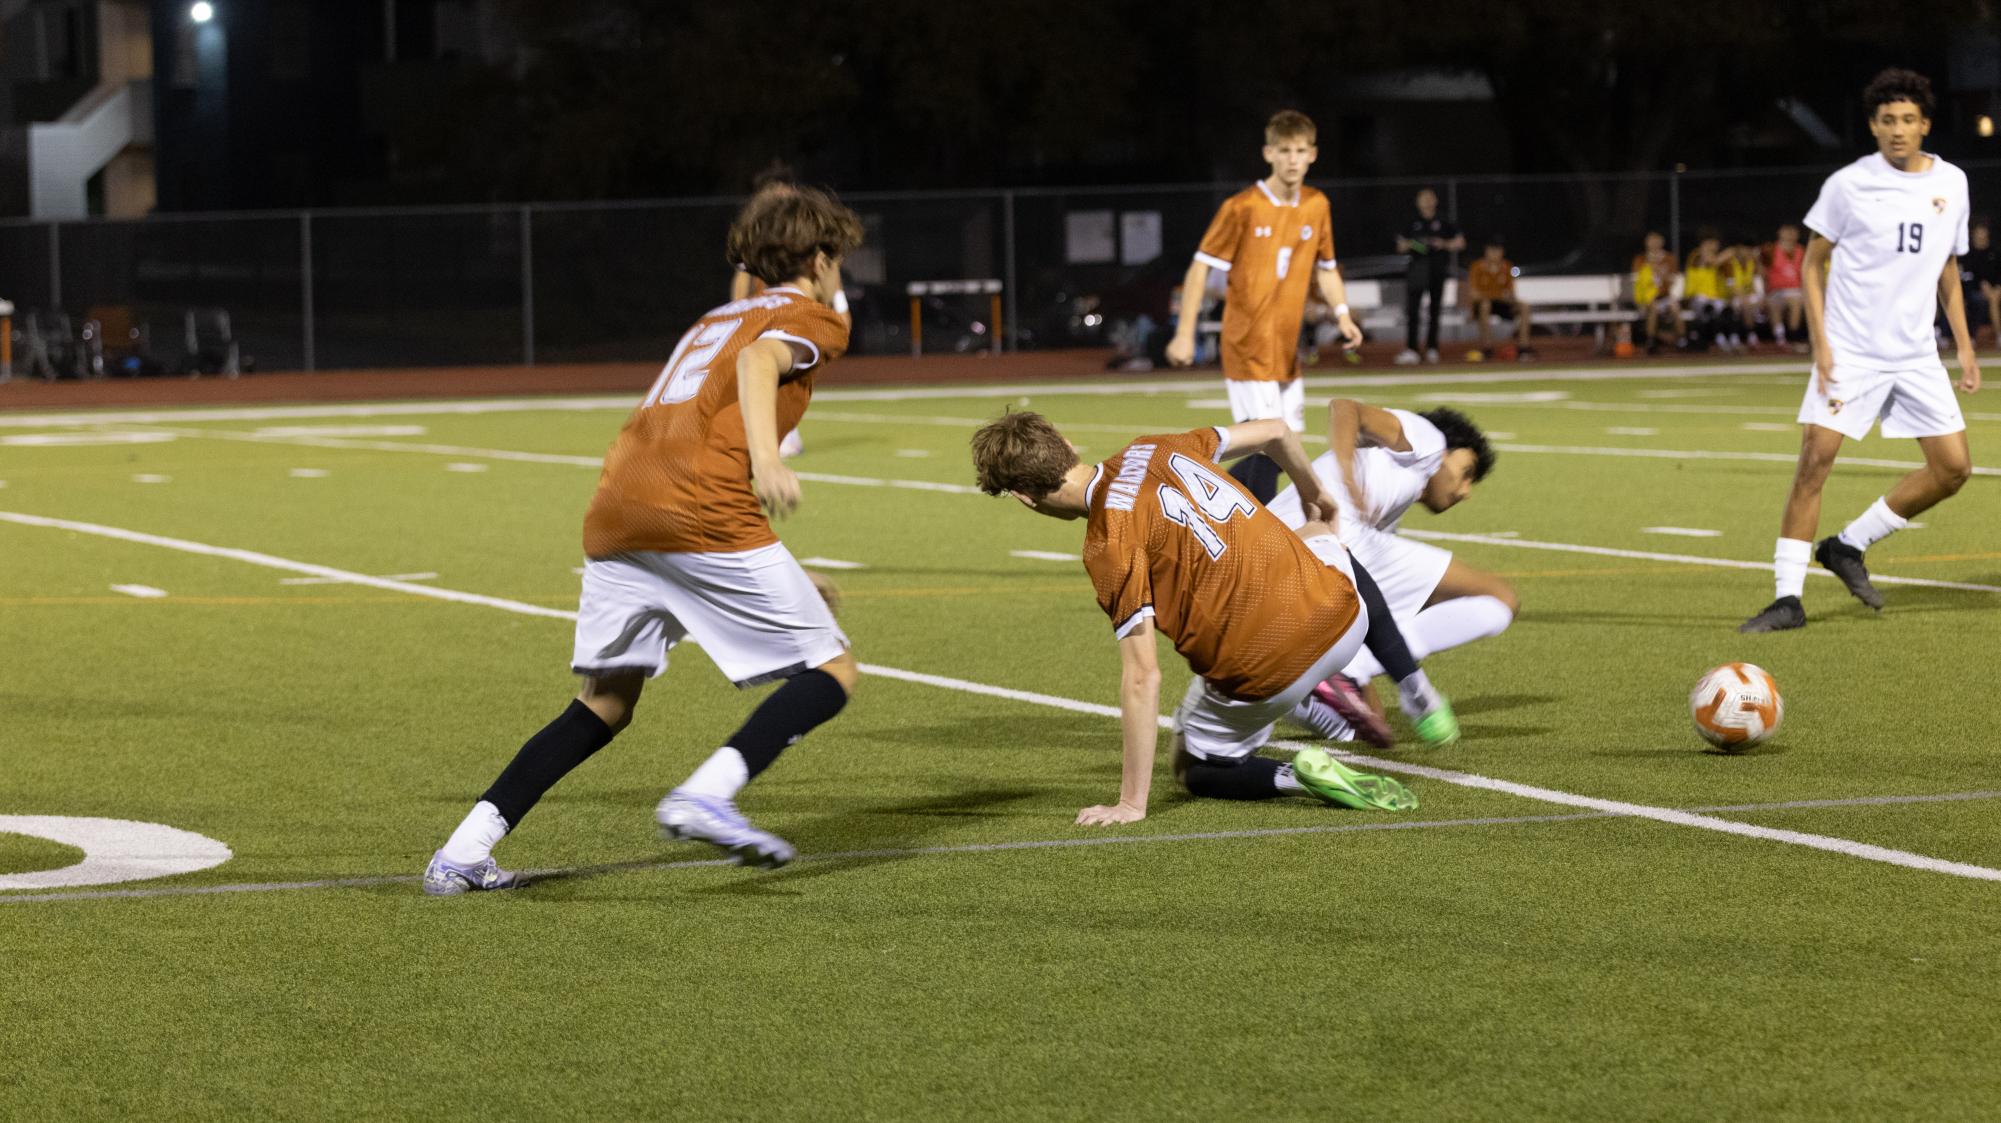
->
xmin=1082 ymin=427 xmax=1360 ymax=701
xmin=582 ymin=286 xmax=848 ymax=557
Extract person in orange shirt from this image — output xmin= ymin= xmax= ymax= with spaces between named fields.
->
xmin=1164 ymin=110 xmax=1362 ymax=504
xmin=971 ymin=412 xmax=1447 ymax=825
xmin=424 ymin=187 xmax=865 ymax=893
xmin=1465 ymin=237 xmax=1534 ymax=358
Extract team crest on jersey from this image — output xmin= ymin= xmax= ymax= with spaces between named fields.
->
xmin=1300 ymin=225 xmax=1313 ymax=240
xmin=1933 ymin=197 xmax=1948 ymax=215
xmin=1827 ymin=399 xmax=1844 ymax=415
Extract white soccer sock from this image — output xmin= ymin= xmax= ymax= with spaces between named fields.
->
xmin=1273 ymin=763 xmax=1305 ymax=792
xmin=1774 ymin=537 xmax=1811 ymax=600
xmin=440 ymin=800 xmax=510 ymax=866
xmin=1838 ymin=497 xmax=1908 ymax=553
xmin=1339 ymin=596 xmax=1515 ymax=682
xmin=676 ymin=747 xmax=750 ymax=801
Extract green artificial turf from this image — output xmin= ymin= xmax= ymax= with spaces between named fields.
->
xmin=2 ymin=359 xmax=1998 ymax=1120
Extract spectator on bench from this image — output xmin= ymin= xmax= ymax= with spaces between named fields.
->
xmin=1683 ymin=229 xmax=1737 ymax=352
xmin=1632 ymin=231 xmax=1684 ymax=353
xmin=1724 ymin=239 xmax=1762 ymax=351
xmin=1956 ymin=218 xmax=2001 ymax=349
xmin=1763 ymin=223 xmax=1807 ymax=351
xmin=1466 ymin=237 xmax=1534 ymax=361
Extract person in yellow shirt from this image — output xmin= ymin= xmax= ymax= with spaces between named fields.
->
xmin=1631 ymin=231 xmax=1683 ymax=352
xmin=1683 ymin=231 xmax=1732 ymax=351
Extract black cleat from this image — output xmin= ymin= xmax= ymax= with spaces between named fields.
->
xmin=1739 ymin=595 xmax=1806 ymax=633
xmin=1815 ymin=536 xmax=1884 ymax=611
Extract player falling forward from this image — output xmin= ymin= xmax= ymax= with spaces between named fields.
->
xmin=1742 ymin=69 xmax=1982 ymax=633
xmin=425 ymin=187 xmax=865 ymax=893
xmin=972 ymin=412 xmax=1437 ymax=825
xmin=1266 ymin=402 xmax=1511 ymax=744
xmin=1164 ymin=110 xmax=1362 ymax=504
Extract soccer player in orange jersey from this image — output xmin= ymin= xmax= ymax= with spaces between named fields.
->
xmin=972 ymin=412 xmax=1432 ymax=825
xmin=425 ymin=187 xmax=864 ymax=893
xmin=1164 ymin=111 xmax=1363 ymax=504
xmin=729 ymin=176 xmax=840 ymax=459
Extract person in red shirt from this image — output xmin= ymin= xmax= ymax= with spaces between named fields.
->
xmin=1762 ymin=223 xmax=1807 ymax=350
xmin=425 ymin=186 xmax=865 ymax=893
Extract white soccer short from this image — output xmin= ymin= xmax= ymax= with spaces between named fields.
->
xmin=1344 ymin=523 xmax=1454 ymax=619
xmin=1224 ymin=377 xmax=1305 ymax=433
xmin=1797 ymin=363 xmax=1966 ymax=441
xmin=571 ymin=542 xmax=848 ymax=688
xmin=1174 ymin=534 xmax=1367 ymax=761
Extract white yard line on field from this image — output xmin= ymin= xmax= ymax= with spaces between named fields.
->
xmin=1403 ymin=529 xmax=2001 ymax=594
xmin=108 ymin=584 xmax=167 ymax=598
xmin=6 ymin=510 xmax=2000 ymax=891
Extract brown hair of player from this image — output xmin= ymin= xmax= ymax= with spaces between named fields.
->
xmin=970 ymin=410 xmax=1081 ymax=499
xmin=726 ymin=185 xmax=864 ymax=285
xmin=1265 ymin=109 xmax=1316 ymax=146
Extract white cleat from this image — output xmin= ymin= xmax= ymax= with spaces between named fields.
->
xmin=422 ymin=851 xmax=522 ymax=896
xmin=1393 ymin=349 xmax=1422 ymax=366
xmin=656 ymin=792 xmax=797 ymax=869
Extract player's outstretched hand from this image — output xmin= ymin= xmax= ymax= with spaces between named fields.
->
xmin=1076 ymin=802 xmax=1145 ymax=826
xmin=1957 ymin=348 xmax=1982 ymax=393
xmin=1813 ymin=350 xmax=1836 ymax=397
xmin=1165 ymin=335 xmax=1195 ymax=368
xmin=754 ymin=462 xmax=802 ymax=518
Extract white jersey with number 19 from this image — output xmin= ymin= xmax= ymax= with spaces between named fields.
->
xmin=1804 ymin=152 xmax=1969 ymax=371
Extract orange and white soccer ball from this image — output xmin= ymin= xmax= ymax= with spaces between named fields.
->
xmin=1690 ymin=662 xmax=1783 ymax=751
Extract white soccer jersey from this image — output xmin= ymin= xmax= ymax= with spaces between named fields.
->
xmin=1804 ymin=152 xmax=1970 ymax=370
xmin=1267 ymin=408 xmax=1446 ymax=534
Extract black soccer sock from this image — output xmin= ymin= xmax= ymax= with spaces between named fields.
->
xmin=1227 ymin=453 xmax=1281 ymax=504
xmin=1182 ymin=754 xmax=1288 ymax=801
xmin=723 ymin=668 xmax=849 ymax=779
xmin=1352 ymin=558 xmax=1420 ymax=684
xmin=481 ymin=699 xmax=617 ymax=827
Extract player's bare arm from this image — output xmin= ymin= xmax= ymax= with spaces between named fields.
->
xmin=1078 ymin=619 xmax=1161 ymax=826
xmin=1166 ymin=259 xmax=1211 ymax=367
xmin=1328 ymin=399 xmax=1409 ymax=514
xmin=739 ymin=337 xmax=808 ymax=517
xmin=1311 ymin=267 xmax=1364 ymax=350
xmin=1219 ymin=419 xmax=1335 ymax=520
xmin=1802 ymin=234 xmax=1836 ymax=392
xmin=1937 ymin=256 xmax=1983 ymax=392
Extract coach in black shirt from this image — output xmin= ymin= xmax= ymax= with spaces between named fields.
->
xmin=1396 ymin=187 xmax=1464 ymax=363
xmin=1958 ymin=219 xmax=2001 ymax=339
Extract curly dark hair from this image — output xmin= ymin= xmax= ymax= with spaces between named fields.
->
xmin=1863 ymin=68 xmax=1935 ymax=121
xmin=1419 ymin=407 xmax=1496 ymax=482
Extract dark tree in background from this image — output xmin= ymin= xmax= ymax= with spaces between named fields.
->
xmin=386 ymin=0 xmax=1989 ymax=204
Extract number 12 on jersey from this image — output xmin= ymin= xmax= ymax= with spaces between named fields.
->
xmin=1156 ymin=453 xmax=1256 ymax=558
xmin=643 ymin=318 xmax=742 ymax=407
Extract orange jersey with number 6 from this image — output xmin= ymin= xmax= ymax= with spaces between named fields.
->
xmin=1194 ymin=183 xmax=1338 ymax=382
xmin=1082 ymin=427 xmax=1360 ymax=700
xmin=582 ymin=286 xmax=848 ymax=557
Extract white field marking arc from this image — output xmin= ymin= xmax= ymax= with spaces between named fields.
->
xmin=1011 ymin=550 xmax=1081 ymax=562
xmin=1493 ymin=443 xmax=2001 ymax=477
xmin=6 ymin=513 xmax=2001 ymax=889
xmin=1640 ymin=527 xmax=1723 ymax=538
xmin=1402 ymin=528 xmax=2001 ymax=594
xmin=15 ymin=790 xmax=2001 ymax=905
xmin=288 ymin=468 xmax=330 ymax=478
xmin=254 ymin=424 xmax=427 ymax=438
xmin=279 ymin=571 xmax=437 ymax=587
xmin=1603 ymin=427 xmax=1659 ymax=436
xmin=0 ymin=363 xmax=1828 ymax=430
xmin=0 ymin=816 xmax=233 ymax=891
xmin=0 ymin=431 xmax=176 ymax=447
xmin=108 ymin=584 xmax=167 ymax=598
xmin=130 ymin=473 xmax=170 ymax=484
xmin=1192 ymin=395 xmax=2001 ymax=425
xmin=799 ymin=557 xmax=866 ymax=570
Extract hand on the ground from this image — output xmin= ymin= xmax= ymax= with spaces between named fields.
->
xmin=753 ymin=462 xmax=801 ymax=518
xmin=1165 ymin=335 xmax=1195 ymax=368
xmin=1958 ymin=348 xmax=1982 ymax=393
xmin=1076 ymin=801 xmax=1145 ymax=826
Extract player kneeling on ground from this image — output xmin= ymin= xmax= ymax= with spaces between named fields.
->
xmin=1267 ymin=401 xmax=1512 ymax=746
xmin=971 ymin=412 xmax=1437 ymax=825
xmin=425 ymin=186 xmax=865 ymax=894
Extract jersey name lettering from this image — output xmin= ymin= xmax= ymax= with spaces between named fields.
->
xmin=1104 ymin=444 xmax=1157 ymax=511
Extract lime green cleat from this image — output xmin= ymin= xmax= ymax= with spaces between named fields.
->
xmin=1291 ymin=748 xmax=1419 ymax=812
xmin=1413 ymin=700 xmax=1459 ymax=747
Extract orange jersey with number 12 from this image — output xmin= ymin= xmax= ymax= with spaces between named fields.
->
xmin=582 ymin=286 xmax=848 ymax=557
xmin=1194 ymin=183 xmax=1338 ymax=383
xmin=1082 ymin=427 xmax=1360 ymax=701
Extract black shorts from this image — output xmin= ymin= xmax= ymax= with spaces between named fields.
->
xmin=1481 ymin=298 xmax=1521 ymax=320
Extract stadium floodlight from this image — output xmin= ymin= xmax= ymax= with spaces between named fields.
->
xmin=189 ymin=1 xmax=214 ymax=23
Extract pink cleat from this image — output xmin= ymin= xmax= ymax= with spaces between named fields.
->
xmin=1313 ymin=677 xmax=1394 ymax=748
